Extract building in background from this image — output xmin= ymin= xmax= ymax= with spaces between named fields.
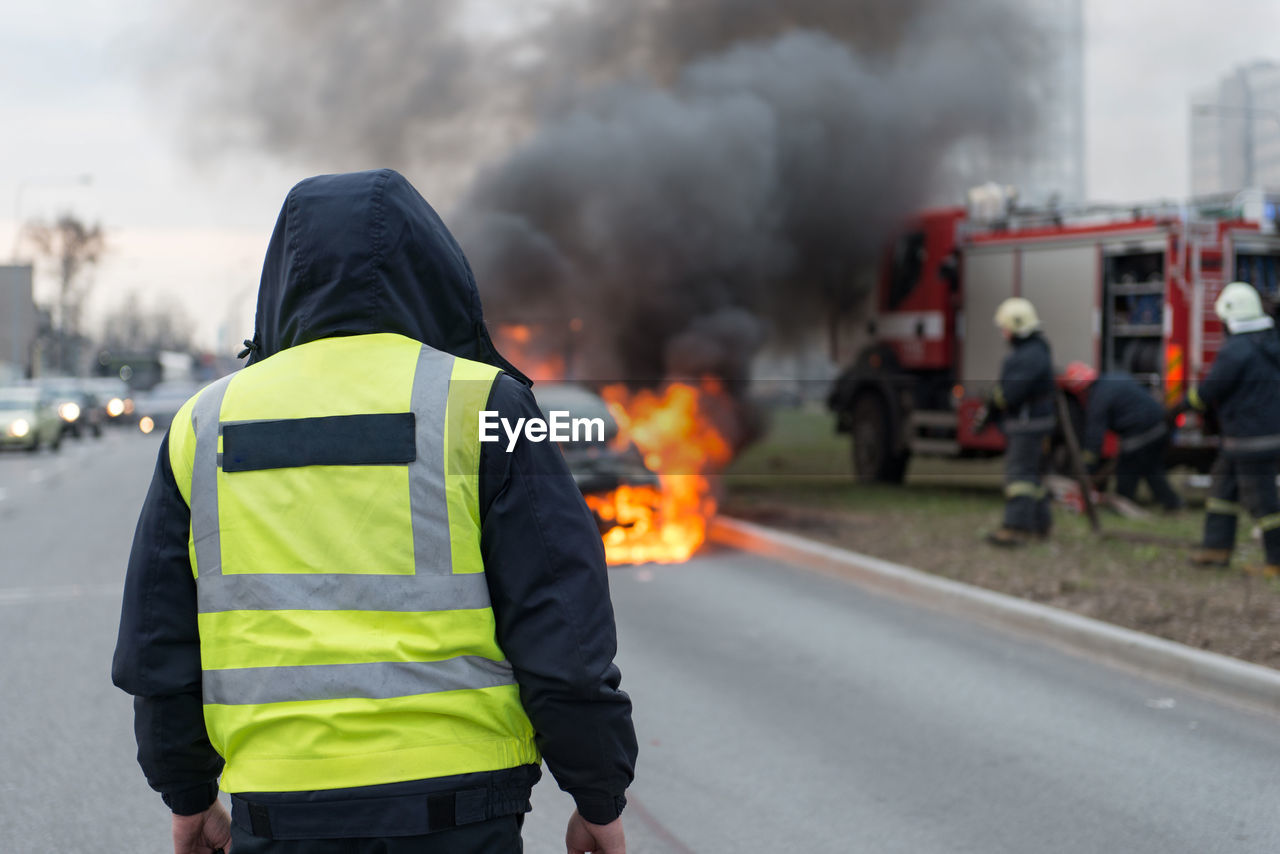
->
xmin=0 ymin=265 xmax=36 ymax=380
xmin=1190 ymin=60 xmax=1280 ymax=196
xmin=945 ymin=0 xmax=1085 ymax=206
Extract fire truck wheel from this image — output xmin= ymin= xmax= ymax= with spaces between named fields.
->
xmin=850 ymin=394 xmax=909 ymax=484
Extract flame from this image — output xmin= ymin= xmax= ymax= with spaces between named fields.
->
xmin=494 ymin=320 xmax=736 ymax=565
xmin=585 ymin=379 xmax=734 ymax=565
xmin=495 ymin=323 xmax=565 ymax=383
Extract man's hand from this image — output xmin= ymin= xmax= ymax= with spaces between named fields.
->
xmin=566 ymin=810 xmax=625 ymax=854
xmin=172 ymin=800 xmax=232 ymax=854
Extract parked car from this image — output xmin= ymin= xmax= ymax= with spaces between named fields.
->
xmin=133 ymin=381 xmax=204 ymax=434
xmin=0 ymin=386 xmax=63 ymax=452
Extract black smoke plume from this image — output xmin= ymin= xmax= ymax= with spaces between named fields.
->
xmin=149 ymin=0 xmax=1048 ymax=387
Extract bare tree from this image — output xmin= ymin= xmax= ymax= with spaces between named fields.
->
xmin=100 ymin=290 xmax=196 ymax=353
xmin=24 ymin=212 xmax=106 ymax=371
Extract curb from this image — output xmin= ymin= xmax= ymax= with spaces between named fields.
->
xmin=709 ymin=516 xmax=1280 ymax=718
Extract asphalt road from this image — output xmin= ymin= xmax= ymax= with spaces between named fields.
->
xmin=3 ymin=431 xmax=1279 ymax=852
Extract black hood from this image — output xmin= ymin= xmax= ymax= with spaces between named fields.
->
xmin=246 ymin=168 xmax=528 ymax=384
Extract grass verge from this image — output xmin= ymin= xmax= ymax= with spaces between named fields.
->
xmin=722 ymin=407 xmax=1280 ymax=670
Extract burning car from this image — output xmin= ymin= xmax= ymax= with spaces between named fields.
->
xmin=586 ymin=381 xmax=735 ymax=566
xmin=532 ymin=382 xmax=659 ymax=508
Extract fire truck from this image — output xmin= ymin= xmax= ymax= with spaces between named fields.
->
xmin=828 ymin=189 xmax=1280 ymax=482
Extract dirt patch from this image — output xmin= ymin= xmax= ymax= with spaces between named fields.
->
xmin=723 ymin=498 xmax=1280 ymax=670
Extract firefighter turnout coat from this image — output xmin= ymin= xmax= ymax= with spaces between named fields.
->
xmin=993 ymin=332 xmax=1055 ymax=433
xmin=1082 ymin=372 xmax=1167 ymax=463
xmin=1191 ymin=323 xmax=1280 ymax=458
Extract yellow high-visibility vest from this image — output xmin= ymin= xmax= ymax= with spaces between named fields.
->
xmin=168 ymin=332 xmax=539 ymax=794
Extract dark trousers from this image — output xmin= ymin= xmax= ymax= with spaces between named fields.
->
xmin=1202 ymin=453 xmax=1280 ymax=565
xmin=228 ymin=815 xmax=523 ymax=854
xmin=1115 ymin=434 xmax=1183 ymax=510
xmin=1003 ymin=429 xmax=1051 ymax=534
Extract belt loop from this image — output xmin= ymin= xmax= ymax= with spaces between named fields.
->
xmin=427 ymin=793 xmax=457 ymax=830
xmin=455 ymin=788 xmax=490 ymax=825
xmin=248 ymin=801 xmax=274 ymax=838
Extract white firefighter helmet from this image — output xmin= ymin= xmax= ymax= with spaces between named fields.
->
xmin=993 ymin=297 xmax=1040 ymax=337
xmin=1214 ymin=281 xmax=1266 ymax=332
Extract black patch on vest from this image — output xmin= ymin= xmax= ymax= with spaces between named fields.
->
xmin=222 ymin=413 xmax=417 ymax=472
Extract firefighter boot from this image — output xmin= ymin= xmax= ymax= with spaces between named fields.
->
xmin=986 ymin=527 xmax=1036 ymax=548
xmin=1188 ymin=548 xmax=1232 ymax=569
xmin=1242 ymin=564 xmax=1280 ymax=579
xmin=1244 ymin=525 xmax=1280 ymax=578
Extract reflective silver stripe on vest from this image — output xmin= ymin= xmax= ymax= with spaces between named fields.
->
xmin=1004 ymin=415 xmax=1055 ymax=434
xmin=191 ymin=346 xmax=494 ymax=618
xmin=1119 ymin=421 xmax=1166 ymax=453
xmin=409 ymin=345 xmax=456 ymax=576
xmin=196 ymin=571 xmax=493 ymax=614
xmin=191 ymin=375 xmax=235 ymax=578
xmin=1222 ymin=433 xmax=1280 ymax=454
xmin=203 ymin=656 xmax=516 ymax=706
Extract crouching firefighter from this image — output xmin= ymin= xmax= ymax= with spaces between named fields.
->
xmin=976 ymin=297 xmax=1056 ymax=546
xmin=1061 ymin=361 xmax=1184 ymax=512
xmin=1178 ymin=281 xmax=1280 ymax=576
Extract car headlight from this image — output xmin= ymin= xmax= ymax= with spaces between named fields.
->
xmin=139 ymin=416 xmax=155 ymax=434
xmin=59 ymin=402 xmax=81 ymax=422
xmin=106 ymin=397 xmax=125 ymax=417
xmin=9 ymin=419 xmax=30 ymax=438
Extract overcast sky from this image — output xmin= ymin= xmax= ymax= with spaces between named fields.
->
xmin=1 ymin=0 xmax=1277 ymax=351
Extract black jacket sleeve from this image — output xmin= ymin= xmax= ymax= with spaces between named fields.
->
xmin=1082 ymin=384 xmax=1109 ymax=460
xmin=111 ymin=434 xmax=224 ymax=815
xmin=479 ymin=376 xmax=638 ymax=825
xmin=996 ymin=336 xmax=1052 ymax=413
xmin=1196 ymin=340 xmax=1243 ymax=411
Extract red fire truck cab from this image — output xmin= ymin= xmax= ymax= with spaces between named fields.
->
xmin=828 ymin=192 xmax=1280 ymax=482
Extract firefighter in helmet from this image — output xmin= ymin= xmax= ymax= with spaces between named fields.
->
xmin=1061 ymin=361 xmax=1184 ymax=511
xmin=979 ymin=297 xmax=1056 ymax=546
xmin=1184 ymin=281 xmax=1280 ymax=576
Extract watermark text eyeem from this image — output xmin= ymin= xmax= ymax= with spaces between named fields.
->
xmin=479 ymin=410 xmax=605 ymax=452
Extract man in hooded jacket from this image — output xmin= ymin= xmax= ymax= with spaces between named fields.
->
xmin=112 ymin=170 xmax=636 ymax=853
xmin=1183 ymin=281 xmax=1280 ymax=577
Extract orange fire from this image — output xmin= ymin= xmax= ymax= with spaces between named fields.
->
xmin=586 ymin=380 xmax=735 ymax=565
xmin=495 ymin=324 xmax=565 ymax=383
